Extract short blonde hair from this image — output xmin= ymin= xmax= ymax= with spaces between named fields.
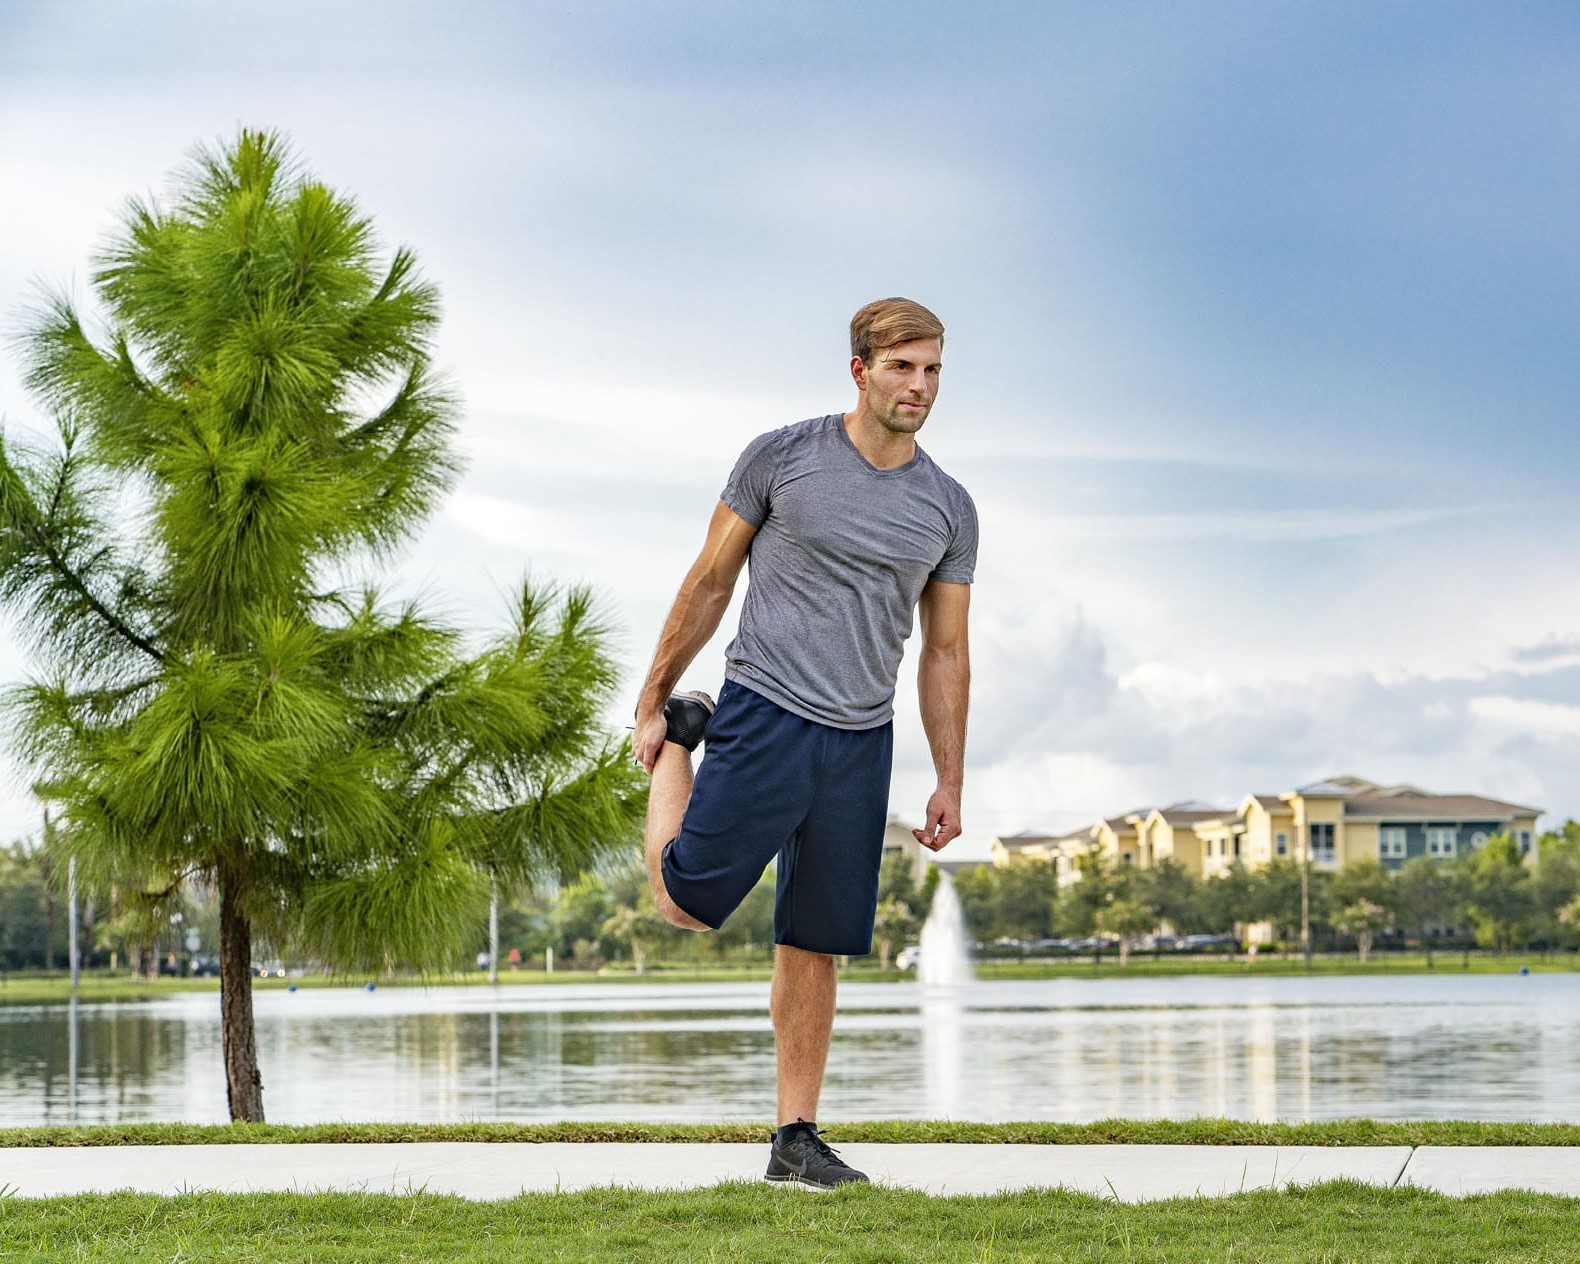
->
xmin=850 ymin=297 xmax=945 ymax=364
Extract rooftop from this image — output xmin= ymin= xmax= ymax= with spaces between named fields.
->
xmin=1345 ymin=793 xmax=1544 ymax=820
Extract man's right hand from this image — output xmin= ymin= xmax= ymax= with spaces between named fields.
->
xmin=632 ymin=705 xmax=669 ymax=774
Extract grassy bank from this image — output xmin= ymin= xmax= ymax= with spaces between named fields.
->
xmin=2 ymin=950 xmax=1572 ymax=1006
xmin=6 ymin=1118 xmax=1580 ymax=1148
xmin=971 ymin=951 xmax=1579 ymax=980
xmin=4 ymin=1183 xmax=1580 ymax=1263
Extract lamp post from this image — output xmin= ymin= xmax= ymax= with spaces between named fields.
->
xmin=1300 ymin=826 xmax=1312 ymax=970
xmin=489 ymin=882 xmax=499 ymax=985
xmin=68 ymin=854 xmax=80 ymax=990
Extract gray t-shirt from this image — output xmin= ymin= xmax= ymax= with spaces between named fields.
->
xmin=720 ymin=413 xmax=978 ymax=730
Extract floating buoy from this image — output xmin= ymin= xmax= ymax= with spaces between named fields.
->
xmin=366 ymin=982 xmax=377 ymax=991
xmin=287 ymin=984 xmax=298 ymax=993
xmin=1519 ymin=966 xmax=1530 ymax=976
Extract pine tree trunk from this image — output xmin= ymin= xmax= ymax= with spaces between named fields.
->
xmin=219 ymin=877 xmax=264 ymax=1122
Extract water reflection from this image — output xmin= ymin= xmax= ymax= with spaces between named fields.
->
xmin=921 ymin=988 xmax=965 ymax=1119
xmin=2 ymin=975 xmax=1578 ymax=1126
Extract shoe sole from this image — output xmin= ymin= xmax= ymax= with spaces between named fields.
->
xmin=764 ymin=1173 xmax=838 ymax=1190
xmin=764 ymin=1171 xmax=867 ymax=1191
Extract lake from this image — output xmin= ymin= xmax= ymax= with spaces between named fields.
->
xmin=2 ymin=973 xmax=1576 ymax=1126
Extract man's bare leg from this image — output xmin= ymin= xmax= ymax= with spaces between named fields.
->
xmin=771 ymin=944 xmax=837 ymax=1124
xmin=644 ymin=742 xmax=709 ymax=931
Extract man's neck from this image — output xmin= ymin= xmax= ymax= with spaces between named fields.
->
xmin=842 ymin=408 xmax=917 ymax=471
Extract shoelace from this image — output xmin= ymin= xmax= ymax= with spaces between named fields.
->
xmin=804 ymin=1132 xmax=842 ymax=1161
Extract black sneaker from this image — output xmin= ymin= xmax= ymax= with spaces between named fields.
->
xmin=663 ymin=690 xmax=715 ymax=751
xmin=765 ymin=1124 xmax=869 ymax=1189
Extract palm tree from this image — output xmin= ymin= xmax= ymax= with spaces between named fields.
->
xmin=601 ymin=895 xmax=673 ymax=974
xmin=872 ymin=896 xmax=918 ymax=971
xmin=0 ymin=130 xmax=645 ymax=1120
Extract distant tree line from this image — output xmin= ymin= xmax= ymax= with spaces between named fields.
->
xmin=5 ymin=823 xmax=1578 ymax=974
xmin=0 ymin=845 xmax=937 ymax=975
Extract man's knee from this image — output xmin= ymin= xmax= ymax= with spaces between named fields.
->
xmin=647 ymin=838 xmax=710 ymax=931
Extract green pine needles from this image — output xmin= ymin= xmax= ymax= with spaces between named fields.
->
xmin=0 ymin=129 xmax=647 ymax=1120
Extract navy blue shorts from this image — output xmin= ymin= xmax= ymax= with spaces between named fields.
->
xmin=660 ymin=680 xmax=894 ymax=956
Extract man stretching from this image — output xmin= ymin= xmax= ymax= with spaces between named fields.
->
xmin=632 ymin=297 xmax=976 ymax=1188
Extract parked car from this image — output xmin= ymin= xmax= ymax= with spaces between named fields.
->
xmin=190 ymin=954 xmax=221 ymax=977
xmin=895 ymin=946 xmax=920 ymax=970
xmin=253 ymin=961 xmax=286 ymax=978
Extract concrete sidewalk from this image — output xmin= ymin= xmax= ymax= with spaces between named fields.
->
xmin=3 ymin=1143 xmax=1579 ymax=1201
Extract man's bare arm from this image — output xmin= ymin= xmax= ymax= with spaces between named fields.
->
xmin=913 ymin=579 xmax=971 ymax=851
xmin=633 ymin=501 xmax=758 ymax=770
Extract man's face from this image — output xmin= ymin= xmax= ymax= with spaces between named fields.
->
xmin=854 ymin=337 xmax=942 ymax=435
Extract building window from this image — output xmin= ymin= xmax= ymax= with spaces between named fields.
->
xmin=1122 ymin=851 xmax=1133 ymax=865
xmin=1428 ymin=827 xmax=1457 ymax=858
xmin=1380 ymin=828 xmax=1407 ymax=859
xmin=1520 ymin=830 xmax=1532 ymax=854
xmin=1276 ymin=831 xmax=1288 ymax=857
xmin=1310 ymin=822 xmax=1336 ymax=864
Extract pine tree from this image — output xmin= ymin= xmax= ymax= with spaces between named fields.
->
xmin=0 ymin=130 xmax=645 ymax=1121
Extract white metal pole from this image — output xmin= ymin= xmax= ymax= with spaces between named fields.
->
xmin=488 ymin=883 xmax=499 ymax=984
xmin=68 ymin=854 xmax=80 ymax=991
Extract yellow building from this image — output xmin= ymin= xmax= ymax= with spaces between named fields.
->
xmin=989 ymin=830 xmax=1061 ymax=866
xmin=989 ymin=827 xmax=1093 ymax=887
xmin=1193 ymin=813 xmax=1244 ymax=878
xmin=997 ymin=777 xmax=1544 ymax=880
xmin=1129 ymin=804 xmax=1230 ymax=877
xmin=1093 ymin=811 xmax=1148 ymax=868
xmin=1296 ymin=780 xmax=1542 ymax=871
xmin=1235 ymin=795 xmax=1297 ymax=868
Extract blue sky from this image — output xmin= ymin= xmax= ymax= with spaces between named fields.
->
xmin=2 ymin=2 xmax=1577 ymax=852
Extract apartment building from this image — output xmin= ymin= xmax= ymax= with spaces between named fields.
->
xmin=989 ymin=827 xmax=1091 ymax=887
xmin=991 ymin=776 xmax=1543 ymax=879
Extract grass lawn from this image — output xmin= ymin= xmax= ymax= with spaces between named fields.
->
xmin=2 ymin=950 xmax=1574 ymax=1006
xmin=4 ymin=1182 xmax=1580 ymax=1262
xmin=6 ymin=1119 xmax=1580 ymax=1148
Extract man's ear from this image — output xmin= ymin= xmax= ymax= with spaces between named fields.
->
xmin=849 ymin=355 xmax=868 ymax=391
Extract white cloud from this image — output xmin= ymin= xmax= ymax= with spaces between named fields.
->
xmin=1469 ymin=696 xmax=1580 ymax=741
xmin=1119 ymin=662 xmax=1231 ymax=712
xmin=443 ymin=492 xmax=578 ymax=554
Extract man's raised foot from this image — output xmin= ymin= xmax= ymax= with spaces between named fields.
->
xmin=663 ymin=690 xmax=715 ymax=751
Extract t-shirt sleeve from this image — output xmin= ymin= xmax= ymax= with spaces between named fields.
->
xmin=720 ymin=428 xmax=782 ymax=527
xmin=930 ymin=485 xmax=979 ymax=584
